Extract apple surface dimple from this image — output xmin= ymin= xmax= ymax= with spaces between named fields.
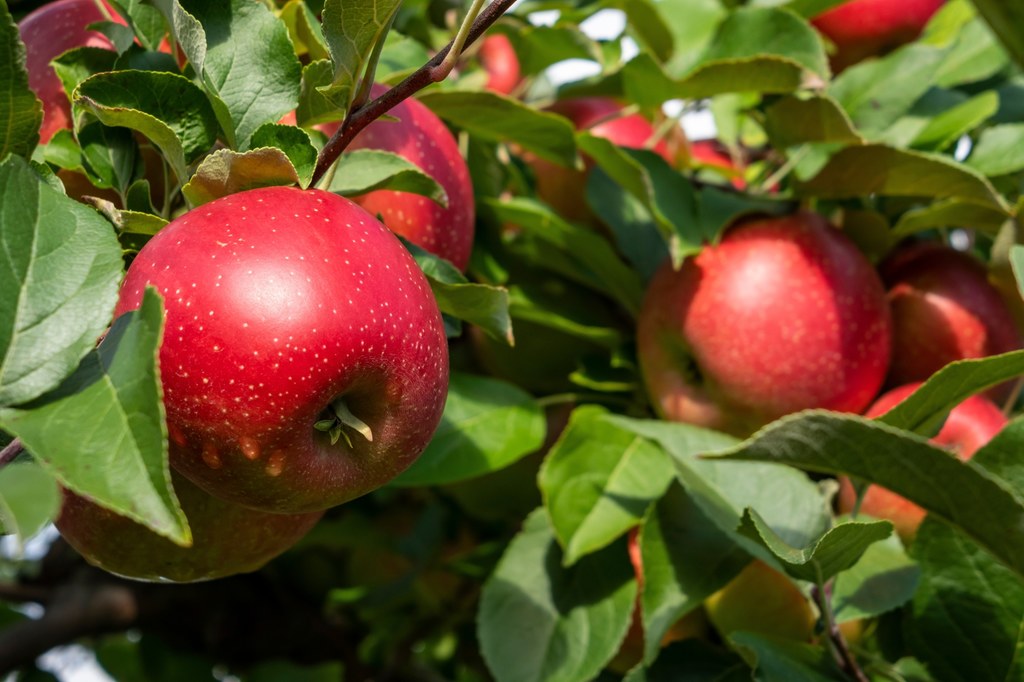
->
xmin=114 ymin=186 xmax=449 ymax=513
xmin=838 ymin=382 xmax=1007 ymax=540
xmin=56 ymin=470 xmax=323 ymax=583
xmin=637 ymin=211 xmax=891 ymax=435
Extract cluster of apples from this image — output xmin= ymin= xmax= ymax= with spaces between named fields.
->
xmin=17 ymin=0 xmax=486 ymax=582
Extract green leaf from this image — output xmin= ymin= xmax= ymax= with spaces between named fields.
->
xmin=0 ymin=462 xmax=60 ymax=548
xmin=328 ymin=149 xmax=448 ymax=207
xmin=296 ymin=59 xmax=341 ymax=127
xmin=738 ymin=508 xmax=893 ymax=582
xmin=644 ymin=0 xmax=726 ymax=78
xmin=624 ymin=639 xmax=749 ymax=682
xmin=181 ymin=148 xmax=301 ymax=207
xmin=619 ymin=7 xmax=829 ymax=107
xmin=892 ymin=199 xmax=1010 ymax=237
xmin=876 ymin=351 xmax=1024 ymax=435
xmin=74 ymin=70 xmax=219 ymax=184
xmin=78 ymin=122 xmax=139 ymax=194
xmin=401 ymin=239 xmax=513 ymax=343
xmin=794 ymin=144 xmax=1010 ymax=213
xmin=830 ymin=44 xmax=946 ymax=139
xmin=391 ymin=373 xmax=544 ymax=486
xmin=250 ymin=123 xmax=319 ymax=189
xmin=485 ymin=198 xmax=645 ymax=316
xmin=0 ymin=155 xmax=123 ymax=408
xmin=639 ymin=482 xmax=748 ymax=663
xmin=709 ymin=410 xmax=1024 ymax=579
xmin=108 ymin=0 xmax=170 ymax=52
xmin=319 ymin=0 xmax=401 ymax=115
xmin=539 ymin=406 xmax=675 ymax=566
xmin=729 ymin=632 xmax=845 ymax=682
xmin=904 ymin=419 xmax=1024 ymax=682
xmin=935 ymin=17 xmax=1009 ymax=87
xmin=513 ymin=25 xmax=602 ymax=77
xmin=762 ymin=94 xmax=863 ymax=148
xmin=585 ymin=168 xmax=668 ymax=282
xmin=910 ymin=91 xmax=999 ymax=151
xmin=169 ymin=0 xmax=302 ymax=149
xmin=417 ymin=90 xmax=578 ymax=167
xmin=613 ymin=417 xmax=832 ymax=561
xmin=0 ymin=1 xmax=42 ymax=159
xmin=970 ymin=0 xmax=1024 ymax=69
xmin=967 ymin=124 xmax=1024 ymax=177
xmin=831 ymin=530 xmax=920 ymax=623
xmin=478 ymin=508 xmax=636 ymax=682
xmin=0 ymin=289 xmax=190 ymax=545
xmin=278 ymin=0 xmax=329 ymax=63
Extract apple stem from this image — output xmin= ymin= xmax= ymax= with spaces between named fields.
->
xmin=811 ymin=578 xmax=869 ymax=682
xmin=309 ymin=0 xmax=518 ymax=187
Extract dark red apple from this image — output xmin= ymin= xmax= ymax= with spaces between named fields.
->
xmin=882 ymin=242 xmax=1021 ymax=392
xmin=478 ymin=34 xmax=521 ymax=96
xmin=18 ymin=0 xmax=121 ymax=143
xmin=637 ymin=211 xmax=891 ymax=435
xmin=320 ymin=84 xmax=476 ymax=271
xmin=811 ymin=0 xmax=945 ymax=70
xmin=114 ymin=186 xmax=449 ymax=513
xmin=56 ymin=471 xmax=323 ymax=583
xmin=529 ymin=97 xmax=680 ymax=224
xmin=838 ymin=382 xmax=1007 ymax=540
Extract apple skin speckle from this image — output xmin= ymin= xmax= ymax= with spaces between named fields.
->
xmin=114 ymin=187 xmax=450 ymax=513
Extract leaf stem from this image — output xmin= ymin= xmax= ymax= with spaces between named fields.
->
xmin=435 ymin=0 xmax=489 ymax=83
xmin=0 ymin=439 xmax=23 ymax=468
xmin=350 ymin=6 xmax=400 ymax=114
xmin=811 ymin=577 xmax=868 ymax=682
xmin=309 ymin=0 xmax=518 ymax=187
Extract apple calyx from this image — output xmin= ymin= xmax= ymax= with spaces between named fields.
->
xmin=315 ymin=399 xmax=375 ymax=447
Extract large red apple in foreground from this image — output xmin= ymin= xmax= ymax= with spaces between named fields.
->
xmin=478 ymin=34 xmax=521 ymax=96
xmin=19 ymin=0 xmax=120 ymax=143
xmin=114 ymin=187 xmax=449 ymax=513
xmin=530 ymin=97 xmax=679 ymax=224
xmin=327 ymin=84 xmax=476 ymax=271
xmin=882 ymin=242 xmax=1021 ymax=392
xmin=811 ymin=0 xmax=945 ymax=70
xmin=839 ymin=383 xmax=1007 ymax=540
xmin=56 ymin=471 xmax=323 ymax=583
xmin=637 ymin=212 xmax=891 ymax=435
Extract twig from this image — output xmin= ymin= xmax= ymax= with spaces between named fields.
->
xmin=0 ymin=439 xmax=23 ymax=468
xmin=811 ymin=580 xmax=869 ymax=682
xmin=310 ymin=0 xmax=518 ymax=187
xmin=0 ymin=583 xmax=52 ymax=604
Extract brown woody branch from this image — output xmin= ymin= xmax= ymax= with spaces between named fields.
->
xmin=310 ymin=0 xmax=519 ymax=187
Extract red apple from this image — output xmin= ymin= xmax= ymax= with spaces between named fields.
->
xmin=56 ymin=471 xmax=323 ymax=583
xmin=637 ymin=211 xmax=891 ymax=435
xmin=530 ymin=97 xmax=680 ymax=224
xmin=18 ymin=0 xmax=121 ymax=143
xmin=478 ymin=34 xmax=521 ymax=96
xmin=882 ymin=242 xmax=1021 ymax=392
xmin=838 ymin=382 xmax=1007 ymax=540
xmin=319 ymin=84 xmax=476 ymax=271
xmin=811 ymin=0 xmax=945 ymax=70
xmin=114 ymin=186 xmax=449 ymax=513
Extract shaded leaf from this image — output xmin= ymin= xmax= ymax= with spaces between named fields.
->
xmin=0 ymin=2 xmax=42 ymax=159
xmin=832 ymin=530 xmax=920 ymax=623
xmin=329 ymin=149 xmax=448 ymax=207
xmin=0 ymin=462 xmax=60 ymax=548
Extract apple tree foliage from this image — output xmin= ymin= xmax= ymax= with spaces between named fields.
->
xmin=0 ymin=0 xmax=1024 ymax=680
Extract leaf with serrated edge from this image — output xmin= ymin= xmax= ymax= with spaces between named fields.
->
xmin=709 ymin=410 xmax=1024 ymax=579
xmin=329 ymin=150 xmax=448 ymax=207
xmin=74 ymin=70 xmax=219 ymax=185
xmin=181 ymin=148 xmax=301 ymax=207
xmin=478 ymin=508 xmax=636 ymax=682
xmin=0 ymin=156 xmax=123 ymax=408
xmin=319 ymin=0 xmax=401 ymax=114
xmin=540 ymin=406 xmax=675 ymax=566
xmin=0 ymin=2 xmax=42 ymax=159
xmin=877 ymin=351 xmax=1024 ymax=434
xmin=392 ymin=373 xmax=544 ymax=487
xmin=738 ymin=508 xmax=893 ymax=582
xmin=249 ymin=124 xmax=318 ymax=189
xmin=0 ymin=289 xmax=190 ymax=545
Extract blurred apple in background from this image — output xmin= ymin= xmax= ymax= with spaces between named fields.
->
xmin=811 ymin=0 xmax=946 ymax=70
xmin=881 ymin=242 xmax=1022 ymax=396
xmin=688 ymin=139 xmax=746 ymax=189
xmin=838 ymin=382 xmax=1008 ymax=540
xmin=637 ymin=211 xmax=891 ymax=436
xmin=704 ymin=560 xmax=816 ymax=642
xmin=478 ymin=34 xmax=521 ymax=95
